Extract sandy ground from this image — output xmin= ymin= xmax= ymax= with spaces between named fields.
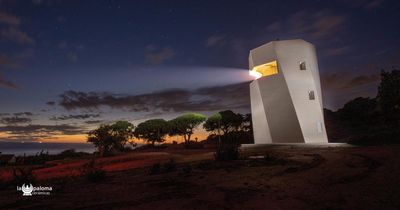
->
xmin=0 ymin=145 xmax=400 ymax=210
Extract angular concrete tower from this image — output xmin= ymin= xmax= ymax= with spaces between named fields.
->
xmin=249 ymin=39 xmax=328 ymax=144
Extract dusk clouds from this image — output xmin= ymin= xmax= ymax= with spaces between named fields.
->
xmin=0 ymin=74 xmax=19 ymax=89
xmin=57 ymin=82 xmax=251 ymax=114
xmin=0 ymin=10 xmax=35 ymax=89
xmin=50 ymin=114 xmax=100 ymax=121
xmin=266 ymin=10 xmax=347 ymax=39
xmin=145 ymin=45 xmax=176 ymax=65
xmin=0 ymin=112 xmax=34 ymax=125
xmin=0 ymin=116 xmax=32 ymax=125
xmin=0 ymin=124 xmax=87 ymax=140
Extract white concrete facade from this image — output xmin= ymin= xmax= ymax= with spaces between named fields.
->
xmin=249 ymin=39 xmax=328 ymax=143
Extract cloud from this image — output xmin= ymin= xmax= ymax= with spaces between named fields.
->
xmin=0 ymin=11 xmax=35 ymax=45
xmin=145 ymin=45 xmax=176 ymax=65
xmin=57 ymin=82 xmax=251 ymax=113
xmin=85 ymin=120 xmax=103 ymax=125
xmin=0 ymin=49 xmax=33 ymax=91
xmin=205 ymin=34 xmax=226 ymax=47
xmin=1 ymin=116 xmax=31 ymax=125
xmin=339 ymin=0 xmax=384 ymax=9
xmin=0 ymin=113 xmax=34 ymax=125
xmin=0 ymin=53 xmax=21 ymax=69
xmin=14 ymin=112 xmax=33 ymax=116
xmin=1 ymin=27 xmax=35 ymax=45
xmin=0 ymin=12 xmax=34 ymax=90
xmin=0 ymin=12 xmax=20 ymax=25
xmin=267 ymin=10 xmax=347 ymax=38
xmin=321 ymin=73 xmax=380 ymax=91
xmin=50 ymin=114 xmax=100 ymax=121
xmin=46 ymin=101 xmax=56 ymax=106
xmin=0 ymin=124 xmax=87 ymax=136
xmin=324 ymin=46 xmax=351 ymax=56
xmin=0 ymin=74 xmax=19 ymax=89
xmin=343 ymin=74 xmax=381 ymax=89
xmin=321 ymin=72 xmax=382 ymax=110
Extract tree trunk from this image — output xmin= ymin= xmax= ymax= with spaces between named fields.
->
xmin=183 ymin=135 xmax=187 ymax=144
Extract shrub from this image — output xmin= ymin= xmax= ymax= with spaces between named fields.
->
xmin=214 ymin=144 xmax=240 ymax=161
xmin=149 ymin=159 xmax=177 ymax=175
xmin=11 ymin=167 xmax=36 ymax=186
xmin=81 ymin=159 xmax=105 ymax=182
xmin=182 ymin=164 xmax=192 ymax=174
xmin=57 ymin=149 xmax=89 ymax=159
xmin=149 ymin=162 xmax=161 ymax=175
xmin=163 ymin=158 xmax=177 ymax=172
xmin=86 ymin=169 xmax=106 ymax=182
xmin=184 ymin=141 xmax=204 ymax=149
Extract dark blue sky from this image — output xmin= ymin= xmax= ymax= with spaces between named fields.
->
xmin=0 ymin=0 xmax=399 ymax=142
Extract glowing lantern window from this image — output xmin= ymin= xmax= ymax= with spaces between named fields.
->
xmin=249 ymin=60 xmax=278 ymax=79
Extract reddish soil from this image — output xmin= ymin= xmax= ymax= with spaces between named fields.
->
xmin=0 ymin=145 xmax=400 ymax=210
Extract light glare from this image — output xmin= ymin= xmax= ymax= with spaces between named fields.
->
xmin=249 ymin=70 xmax=262 ymax=79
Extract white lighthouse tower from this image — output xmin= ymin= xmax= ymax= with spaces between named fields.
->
xmin=249 ymin=39 xmax=328 ymax=144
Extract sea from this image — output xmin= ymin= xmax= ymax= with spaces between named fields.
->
xmin=0 ymin=141 xmax=96 ymax=156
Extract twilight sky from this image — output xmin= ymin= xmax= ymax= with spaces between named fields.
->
xmin=0 ymin=0 xmax=399 ymax=143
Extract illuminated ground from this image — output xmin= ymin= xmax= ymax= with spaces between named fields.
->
xmin=1 ymin=145 xmax=400 ymax=209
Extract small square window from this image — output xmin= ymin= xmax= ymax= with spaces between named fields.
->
xmin=309 ymin=90 xmax=315 ymax=100
xmin=300 ymin=61 xmax=306 ymax=70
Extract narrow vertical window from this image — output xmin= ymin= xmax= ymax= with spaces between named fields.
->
xmin=309 ymin=90 xmax=315 ymax=100
xmin=317 ymin=122 xmax=323 ymax=133
xmin=300 ymin=61 xmax=306 ymax=70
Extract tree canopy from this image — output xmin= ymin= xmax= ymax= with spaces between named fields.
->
xmin=87 ymin=121 xmax=134 ymax=156
xmin=378 ymin=69 xmax=400 ymax=126
xmin=110 ymin=121 xmax=135 ymax=148
xmin=134 ymin=119 xmax=170 ymax=145
xmin=169 ymin=113 xmax=206 ymax=143
xmin=203 ymin=110 xmax=243 ymax=135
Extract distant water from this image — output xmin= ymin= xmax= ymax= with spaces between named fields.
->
xmin=0 ymin=141 xmax=95 ymax=156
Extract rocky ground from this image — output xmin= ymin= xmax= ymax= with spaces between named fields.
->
xmin=0 ymin=145 xmax=400 ymax=210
